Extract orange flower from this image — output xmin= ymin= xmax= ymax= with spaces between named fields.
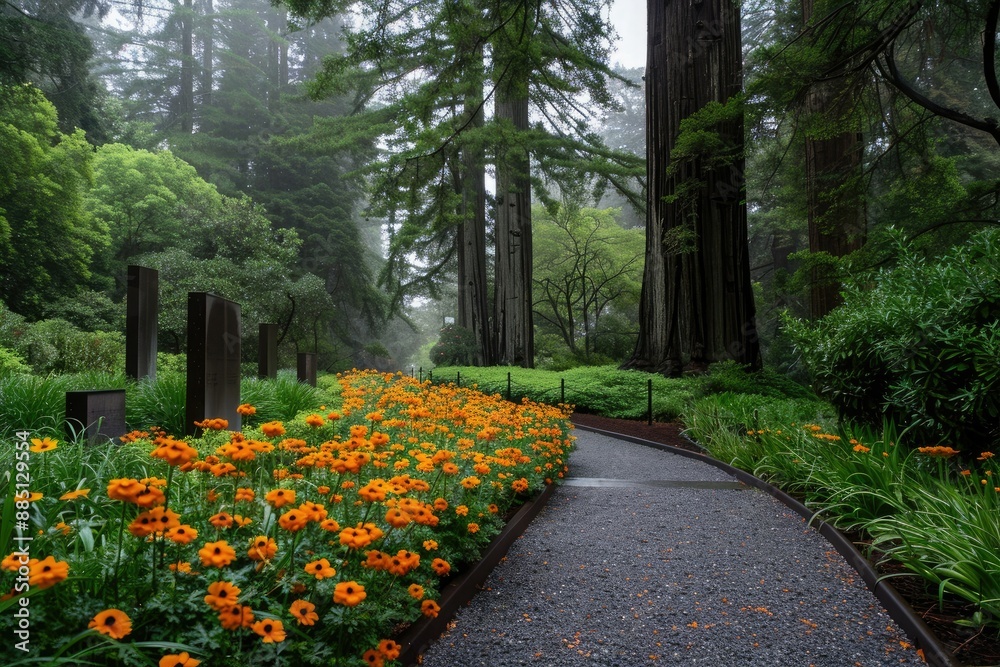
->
xmin=305 ymin=414 xmax=325 ymax=428
xmin=917 ymin=445 xmax=960 ymax=458
xmin=150 ymin=438 xmax=198 ymax=466
xmin=333 ymin=581 xmax=367 ymax=606
xmin=290 ymin=599 xmax=319 ymax=626
xmin=319 ymin=518 xmax=341 ymax=532
xmin=2 ymin=552 xmax=27 ymax=572
xmin=511 ymin=478 xmax=529 ymax=493
xmin=194 ymin=417 xmax=229 ymax=431
xmin=129 ymin=507 xmax=181 ymax=537
xmin=28 ymin=556 xmax=69 ymax=589
xmin=133 ymin=484 xmax=167 ymax=508
xmin=89 ymin=609 xmax=132 ymax=639
xmin=467 ymin=522 xmax=480 ymax=534
xmin=422 ymin=539 xmax=438 ymax=551
xmin=377 ymin=639 xmax=401 ymax=660
xmin=460 ymin=476 xmax=481 ymax=489
xmin=317 ymin=485 xmax=331 ymax=495
xmin=233 ymin=514 xmax=252 ymax=528
xmin=421 ymin=599 xmax=440 ymax=618
xmin=261 ymin=421 xmax=286 ymax=437
xmin=248 ymin=536 xmax=278 ymax=561
xmin=235 ymin=487 xmax=256 ymax=502
xmin=431 ymin=558 xmax=450 ymax=576
xmin=853 ymin=444 xmax=871 ymax=453
xmin=385 ymin=508 xmax=411 ymax=529
xmin=362 ymin=649 xmax=385 ymax=667
xmin=59 ymin=488 xmax=90 ymax=501
xmin=265 ymin=488 xmax=296 ymax=508
xmin=236 ymin=403 xmax=257 ymax=416
xmin=198 ymin=540 xmax=237 ymax=568
xmin=159 ymin=652 xmax=201 ymax=667
xmin=218 ymin=604 xmax=254 ymax=630
xmin=278 ymin=509 xmax=309 ymax=532
xmin=408 ymin=583 xmax=424 ymax=599
xmin=978 ymin=451 xmax=995 ymax=461
xmin=165 ymin=524 xmax=198 ymax=545
xmin=299 ymin=501 xmax=328 ymax=522
xmin=209 ymin=512 xmax=235 ymax=529
xmin=252 ymin=618 xmax=286 ymax=643
xmin=29 ymin=437 xmax=58 ymax=453
xmin=455 ymin=505 xmax=469 ymax=517
xmin=107 ymin=478 xmax=144 ymax=502
xmin=204 ymin=581 xmax=241 ymax=610
xmin=305 ymin=558 xmax=336 ymax=580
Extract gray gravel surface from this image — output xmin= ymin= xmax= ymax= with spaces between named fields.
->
xmin=418 ymin=430 xmax=924 ymax=666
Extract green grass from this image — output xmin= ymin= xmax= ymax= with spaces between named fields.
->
xmin=433 ymin=362 xmax=823 ymax=422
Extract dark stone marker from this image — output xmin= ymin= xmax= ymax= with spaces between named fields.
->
xmin=297 ymin=352 xmax=317 ymax=387
xmin=65 ymin=390 xmax=127 ymax=443
xmin=186 ymin=292 xmax=242 ymax=435
xmin=125 ymin=265 xmax=158 ymax=381
xmin=259 ymin=323 xmax=278 ymax=379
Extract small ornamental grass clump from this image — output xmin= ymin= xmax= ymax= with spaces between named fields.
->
xmin=0 ymin=370 xmax=573 ymax=666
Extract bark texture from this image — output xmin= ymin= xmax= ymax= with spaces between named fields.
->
xmin=494 ymin=76 xmax=534 ymax=367
xmin=802 ymin=0 xmax=865 ymax=320
xmin=626 ymin=0 xmax=760 ymax=375
xmin=457 ymin=71 xmax=493 ymax=366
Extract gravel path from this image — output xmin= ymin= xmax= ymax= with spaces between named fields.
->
xmin=418 ymin=430 xmax=925 ymax=666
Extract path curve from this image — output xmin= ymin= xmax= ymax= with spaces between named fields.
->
xmin=417 ymin=429 xmax=926 ymax=666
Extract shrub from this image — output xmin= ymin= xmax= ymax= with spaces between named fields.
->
xmin=16 ymin=319 xmax=125 ymax=375
xmin=786 ymin=229 xmax=1000 ymax=451
xmin=0 ymin=346 xmax=30 ymax=376
xmin=429 ymin=325 xmax=478 ymax=366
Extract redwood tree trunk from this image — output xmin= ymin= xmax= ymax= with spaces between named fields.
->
xmin=494 ymin=76 xmax=534 ymax=368
xmin=180 ymin=0 xmax=194 ymax=132
xmin=802 ymin=0 xmax=865 ymax=319
xmin=626 ymin=0 xmax=760 ymax=374
xmin=200 ymin=0 xmax=213 ymax=108
xmin=457 ymin=55 xmax=493 ymax=366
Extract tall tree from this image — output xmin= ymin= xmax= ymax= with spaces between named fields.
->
xmin=493 ymin=0 xmax=534 ymax=367
xmin=286 ymin=0 xmax=640 ymax=367
xmin=626 ymin=0 xmax=760 ymax=375
xmin=800 ymin=0 xmax=865 ymax=319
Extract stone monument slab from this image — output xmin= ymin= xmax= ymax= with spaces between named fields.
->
xmin=186 ymin=292 xmax=242 ymax=435
xmin=65 ymin=390 xmax=127 ymax=443
xmin=126 ymin=265 xmax=158 ymax=380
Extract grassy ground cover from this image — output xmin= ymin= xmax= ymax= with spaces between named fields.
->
xmin=0 ymin=370 xmax=572 ymax=666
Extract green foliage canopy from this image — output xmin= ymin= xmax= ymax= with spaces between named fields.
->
xmin=0 ymin=83 xmax=104 ymax=315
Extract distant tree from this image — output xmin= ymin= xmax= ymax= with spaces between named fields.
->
xmin=533 ymin=204 xmax=643 ymax=364
xmin=0 ymin=84 xmax=104 ymax=315
xmin=84 ymin=143 xmax=223 ymax=292
xmin=0 ymin=0 xmax=111 ymax=139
